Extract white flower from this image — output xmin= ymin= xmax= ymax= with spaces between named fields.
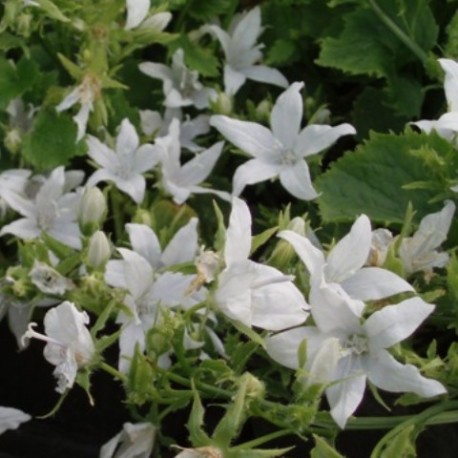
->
xmin=22 ymin=301 xmax=95 ymax=393
xmin=105 ymin=218 xmax=206 ymax=372
xmin=86 ymin=118 xmax=160 ymax=204
xmin=279 ymin=214 xmax=414 ymax=314
xmin=0 ymin=166 xmax=83 ymax=249
xmin=140 ymin=108 xmax=211 ymax=152
xmin=100 ymin=422 xmax=155 ymax=458
xmin=205 ymin=6 xmax=288 ymax=95
xmin=399 ymin=200 xmax=455 ymax=274
xmin=210 ymin=82 xmax=356 ymax=199
xmin=139 ymin=49 xmax=217 ymax=109
xmin=411 ymin=59 xmax=458 ymax=143
xmin=215 ymin=197 xmax=309 ymax=330
xmin=30 ymin=260 xmax=74 ymax=295
xmin=56 ymin=74 xmax=101 ymax=141
xmin=155 ymin=119 xmax=229 ymax=204
xmin=0 ymin=407 xmax=31 ymax=435
xmin=266 ymin=291 xmax=446 ymax=428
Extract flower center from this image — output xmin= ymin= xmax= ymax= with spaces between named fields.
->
xmin=341 ymin=334 xmax=368 ymax=356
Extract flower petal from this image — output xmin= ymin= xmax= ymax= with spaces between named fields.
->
xmin=270 ymin=82 xmax=304 ymax=149
xmin=116 ymin=118 xmax=139 ymax=156
xmin=341 ymin=267 xmax=414 ymax=301
xmin=87 ymin=136 xmax=117 ymax=170
xmin=0 ymin=407 xmax=31 ymax=435
xmin=232 ymin=158 xmax=282 ymax=196
xmin=364 ymin=297 xmax=434 ymax=350
xmin=295 ymin=123 xmax=356 ymax=158
xmin=367 ymin=349 xmax=446 ymax=397
xmin=243 ymin=65 xmax=289 ymax=89
xmin=439 ymin=58 xmax=458 ymax=111
xmin=126 ymin=223 xmax=162 ymax=268
xmin=162 ymin=217 xmax=198 ymax=266
xmin=139 ymin=62 xmax=174 ymax=82
xmin=277 ymin=230 xmax=325 ymax=278
xmin=325 ymin=214 xmax=372 ymax=283
xmin=210 ymin=115 xmax=276 ymax=158
xmin=224 ymin=64 xmax=247 ymax=95
xmin=224 ymin=197 xmax=252 ymax=266
xmin=118 ymin=248 xmax=154 ymax=299
xmin=279 ymin=160 xmax=318 ymax=200
xmin=125 ymin=0 xmax=150 ymax=30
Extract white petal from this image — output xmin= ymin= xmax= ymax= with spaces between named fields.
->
xmin=105 ymin=260 xmax=128 ymax=289
xmin=207 ymin=25 xmax=231 ymax=56
xmin=277 ymin=230 xmax=325 ymax=278
xmin=341 ymin=267 xmax=414 ymax=301
xmin=244 ymin=65 xmax=289 ymax=88
xmin=225 ymin=197 xmax=252 ymax=266
xmin=210 ymin=115 xmax=276 ymax=158
xmin=232 ymin=6 xmax=261 ymax=51
xmin=265 ymin=326 xmax=318 ymax=370
xmin=232 ymin=159 xmax=282 ymax=196
xmin=134 ymin=144 xmax=160 ymax=173
xmin=279 ymin=160 xmax=318 ymax=200
xmin=367 ymin=349 xmax=446 ymax=397
xmin=364 ymin=297 xmax=435 ymax=350
xmin=224 ymin=64 xmax=247 ymax=95
xmin=125 ymin=0 xmax=150 ymax=30
xmin=141 ymin=12 xmax=172 ymax=32
xmin=295 ymin=123 xmax=356 ymax=158
xmin=0 ymin=407 xmax=31 ymax=435
xmin=439 ymin=58 xmax=458 ymax=111
xmin=118 ymin=248 xmax=154 ymax=299
xmin=116 ymin=118 xmax=139 ymax=156
xmin=56 ymin=88 xmax=80 ymax=112
xmin=48 ymin=222 xmax=82 ymax=250
xmin=118 ymin=322 xmax=146 ymax=373
xmin=326 ymin=360 xmax=367 ymax=429
xmin=116 ymin=174 xmax=146 ymax=204
xmin=270 ymin=82 xmax=304 ymax=149
xmin=325 ymin=214 xmax=372 ymax=283
xmin=138 ymin=62 xmax=173 ymax=82
xmin=177 ymin=141 xmax=224 ymax=186
xmin=162 ymin=218 xmax=198 ymax=266
xmin=139 ymin=110 xmax=163 ymax=136
xmin=126 ymin=224 xmax=162 ymax=268
xmin=0 ymin=218 xmax=40 ymax=240
xmin=73 ymin=102 xmax=92 ymax=141
xmin=310 ymin=281 xmax=362 ymax=333
xmin=87 ymin=136 xmax=117 ymax=170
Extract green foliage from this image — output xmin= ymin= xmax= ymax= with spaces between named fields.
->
xmin=22 ymin=108 xmax=86 ymax=170
xmin=311 ymin=435 xmax=344 ymax=458
xmin=316 ymin=130 xmax=456 ymax=224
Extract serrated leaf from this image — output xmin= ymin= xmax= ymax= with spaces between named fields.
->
xmin=385 ymin=74 xmax=424 ymax=118
xmin=265 ymin=39 xmax=297 ymax=66
xmin=22 ymin=108 xmax=86 ymax=170
xmin=187 ymin=387 xmax=211 ymax=446
xmin=316 ymin=131 xmax=454 ymax=225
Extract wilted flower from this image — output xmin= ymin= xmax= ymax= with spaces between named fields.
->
xmin=22 ymin=301 xmax=95 ymax=393
xmin=399 ymin=200 xmax=455 ymax=275
xmin=0 ymin=407 xmax=30 ymax=435
xmin=366 ymin=228 xmax=393 ymax=267
xmin=100 ymin=422 xmax=155 ymax=458
xmin=30 ymin=261 xmax=74 ymax=295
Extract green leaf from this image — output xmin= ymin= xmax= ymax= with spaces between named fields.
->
xmin=316 ymin=131 xmax=455 ymax=225
xmin=371 ymin=424 xmax=417 ymax=458
xmin=187 ymin=386 xmax=211 ymax=446
xmin=22 ymin=109 xmax=86 ymax=170
xmin=250 ymin=226 xmax=278 ymax=255
xmin=188 ymin=0 xmax=231 ymax=22
xmin=36 ymin=0 xmax=70 ymax=22
xmin=310 ymin=435 xmax=344 ymax=458
xmin=0 ymin=57 xmax=38 ymax=109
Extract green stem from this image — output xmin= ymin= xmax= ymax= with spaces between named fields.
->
xmin=231 ymin=430 xmax=292 ymax=450
xmin=110 ymin=187 xmax=124 ymax=241
xmin=164 ymin=371 xmax=230 ymax=398
xmin=99 ymin=361 xmax=128 ymax=383
xmin=368 ymin=0 xmax=429 ymax=65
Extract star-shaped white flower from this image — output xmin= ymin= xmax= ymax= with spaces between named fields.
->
xmin=266 ymin=289 xmax=446 ymax=428
xmin=399 ymin=200 xmax=455 ymax=274
xmin=155 ymin=118 xmax=229 ymax=204
xmin=205 ymin=6 xmax=288 ymax=95
xmin=279 ymin=214 xmax=414 ymax=316
xmin=0 ymin=166 xmax=83 ymax=249
xmin=125 ymin=0 xmax=171 ymax=32
xmin=215 ymin=197 xmax=309 ymax=330
xmin=139 ymin=49 xmax=217 ymax=109
xmin=105 ymin=218 xmax=206 ymax=372
xmin=210 ymin=82 xmax=356 ymax=200
xmin=22 ymin=301 xmax=95 ymax=393
xmin=86 ymin=118 xmax=160 ymax=204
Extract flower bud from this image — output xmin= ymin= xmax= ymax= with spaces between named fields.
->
xmin=79 ymin=186 xmax=107 ymax=229
xmin=87 ymin=231 xmax=111 ymax=269
xmin=212 ymin=92 xmax=233 ymax=115
xmin=255 ymin=99 xmax=272 ymax=122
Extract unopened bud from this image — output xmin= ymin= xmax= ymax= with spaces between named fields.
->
xmin=79 ymin=186 xmax=107 ymax=229
xmin=4 ymin=129 xmax=22 ymax=154
xmin=87 ymin=231 xmax=111 ymax=269
xmin=212 ymin=92 xmax=233 ymax=115
xmin=255 ymin=99 xmax=272 ymax=122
